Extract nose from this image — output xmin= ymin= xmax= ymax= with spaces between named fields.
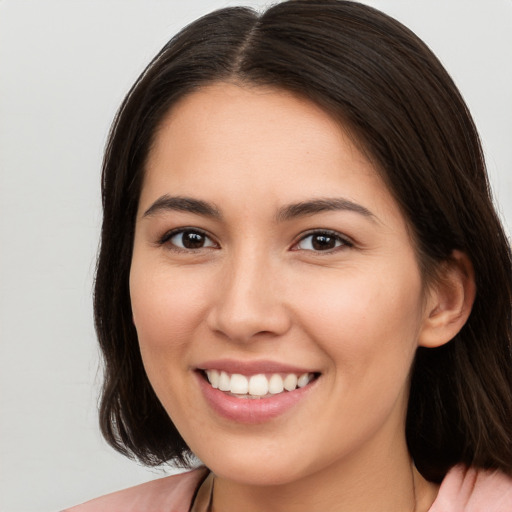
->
xmin=206 ymin=251 xmax=292 ymax=343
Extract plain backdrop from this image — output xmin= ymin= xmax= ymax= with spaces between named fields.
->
xmin=1 ymin=1 xmax=511 ymax=511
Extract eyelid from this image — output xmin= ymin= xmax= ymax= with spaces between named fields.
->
xmin=291 ymin=229 xmax=353 ymax=252
xmin=156 ymin=227 xmax=352 ymax=253
xmin=157 ymin=227 xmax=219 ymax=250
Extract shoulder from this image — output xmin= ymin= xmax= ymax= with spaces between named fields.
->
xmin=62 ymin=467 xmax=209 ymax=512
xmin=429 ymin=465 xmax=512 ymax=511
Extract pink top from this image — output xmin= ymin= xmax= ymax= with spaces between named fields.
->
xmin=63 ymin=465 xmax=512 ymax=511
xmin=429 ymin=465 xmax=512 ymax=511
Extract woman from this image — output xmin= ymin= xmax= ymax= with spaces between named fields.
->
xmin=65 ymin=0 xmax=512 ymax=510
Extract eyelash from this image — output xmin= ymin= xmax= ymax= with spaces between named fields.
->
xmin=292 ymin=230 xmax=353 ymax=253
xmin=158 ymin=227 xmax=218 ymax=253
xmin=157 ymin=228 xmax=353 ymax=254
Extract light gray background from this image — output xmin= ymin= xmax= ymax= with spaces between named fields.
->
xmin=1 ymin=1 xmax=511 ymax=511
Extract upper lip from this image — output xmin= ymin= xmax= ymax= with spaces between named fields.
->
xmin=196 ymin=359 xmax=318 ymax=376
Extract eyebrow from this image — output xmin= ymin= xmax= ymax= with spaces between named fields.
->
xmin=143 ymin=195 xmax=222 ymax=219
xmin=276 ymin=198 xmax=376 ymax=222
xmin=142 ymin=195 xmax=375 ymax=223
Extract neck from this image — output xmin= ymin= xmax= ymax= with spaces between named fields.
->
xmin=210 ymin=440 xmax=438 ymax=512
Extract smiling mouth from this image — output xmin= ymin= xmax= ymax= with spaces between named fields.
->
xmin=200 ymin=369 xmax=319 ymax=399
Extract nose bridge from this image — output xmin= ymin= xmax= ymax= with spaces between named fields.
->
xmin=207 ymin=243 xmax=290 ymax=342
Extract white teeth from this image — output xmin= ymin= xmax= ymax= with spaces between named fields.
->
xmin=297 ymin=373 xmax=310 ymax=388
xmin=206 ymin=369 xmax=219 ymax=389
xmin=204 ymin=370 xmax=315 ymax=397
xmin=283 ymin=373 xmax=298 ymax=391
xmin=230 ymin=374 xmax=249 ymax=394
xmin=218 ymin=371 xmax=231 ymax=391
xmin=249 ymin=374 xmax=269 ymax=396
xmin=268 ymin=374 xmax=284 ymax=394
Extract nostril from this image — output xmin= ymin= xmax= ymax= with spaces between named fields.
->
xmin=206 ymin=307 xmax=293 ymax=344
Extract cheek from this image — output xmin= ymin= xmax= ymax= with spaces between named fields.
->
xmin=295 ymin=264 xmax=424 ymax=373
xmin=128 ymin=262 xmax=211 ymax=416
xmin=128 ymin=264 xmax=216 ymax=428
xmin=130 ymin=263 xmax=209 ymax=351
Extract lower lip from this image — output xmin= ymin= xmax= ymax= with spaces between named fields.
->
xmin=196 ymin=372 xmax=317 ymax=424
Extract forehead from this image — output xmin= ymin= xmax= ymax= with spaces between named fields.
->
xmin=150 ymin=82 xmax=356 ymax=170
xmin=141 ymin=82 xmax=401 ymax=225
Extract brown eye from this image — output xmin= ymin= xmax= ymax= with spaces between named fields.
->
xmin=166 ymin=229 xmax=216 ymax=250
xmin=295 ymin=231 xmax=350 ymax=252
xmin=311 ymin=234 xmax=337 ymax=250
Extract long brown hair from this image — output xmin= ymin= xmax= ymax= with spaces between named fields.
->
xmin=94 ymin=0 xmax=512 ymax=481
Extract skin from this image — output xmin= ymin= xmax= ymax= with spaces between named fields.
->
xmin=130 ymin=83 xmax=473 ymax=511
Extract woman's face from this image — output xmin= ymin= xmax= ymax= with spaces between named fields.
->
xmin=130 ymin=83 xmax=431 ymax=485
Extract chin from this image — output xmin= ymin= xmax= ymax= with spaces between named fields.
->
xmin=214 ymin=464 xmax=303 ymax=487
xmin=199 ymin=446 xmax=314 ymax=486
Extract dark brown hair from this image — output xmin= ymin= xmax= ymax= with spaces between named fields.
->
xmin=94 ymin=0 xmax=512 ymax=481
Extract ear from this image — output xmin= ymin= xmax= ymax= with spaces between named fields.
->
xmin=418 ymin=250 xmax=476 ymax=348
